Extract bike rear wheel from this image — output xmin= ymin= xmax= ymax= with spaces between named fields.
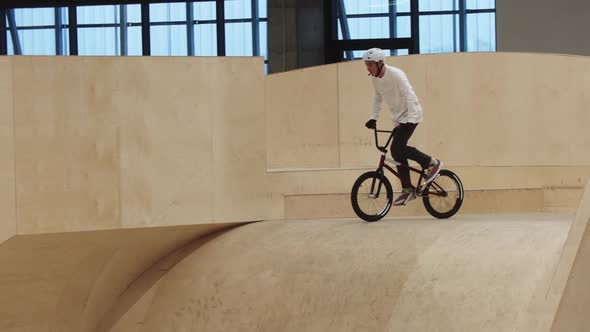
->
xmin=422 ymin=169 xmax=463 ymax=219
xmin=351 ymin=171 xmax=393 ymax=222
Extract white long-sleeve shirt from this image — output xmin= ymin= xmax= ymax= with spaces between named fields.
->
xmin=369 ymin=65 xmax=423 ymax=126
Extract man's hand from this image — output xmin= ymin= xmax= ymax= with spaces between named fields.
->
xmin=365 ymin=119 xmax=377 ymax=129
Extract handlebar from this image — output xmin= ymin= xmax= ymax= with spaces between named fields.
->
xmin=372 ymin=127 xmax=395 ymax=153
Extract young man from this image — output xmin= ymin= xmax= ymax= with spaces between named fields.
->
xmin=363 ymin=47 xmax=443 ymax=206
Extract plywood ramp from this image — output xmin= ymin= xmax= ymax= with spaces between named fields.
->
xmin=109 ymin=212 xmax=572 ymax=332
xmin=551 ymin=180 xmax=590 ymax=331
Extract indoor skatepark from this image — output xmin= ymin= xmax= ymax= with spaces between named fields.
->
xmin=1 ymin=52 xmax=590 ymax=331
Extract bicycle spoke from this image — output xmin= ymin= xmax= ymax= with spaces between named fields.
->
xmin=357 ymin=177 xmax=389 ymax=216
xmin=425 ymin=173 xmax=459 ymax=214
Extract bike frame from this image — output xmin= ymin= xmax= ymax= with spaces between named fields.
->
xmin=372 ymin=128 xmax=446 ymax=198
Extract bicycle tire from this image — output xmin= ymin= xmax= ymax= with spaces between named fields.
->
xmin=351 ymin=171 xmax=393 ymax=222
xmin=422 ymin=169 xmax=463 ymax=219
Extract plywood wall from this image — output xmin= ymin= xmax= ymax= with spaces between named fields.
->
xmin=0 ymin=58 xmax=16 ymax=243
xmin=8 ymin=56 xmax=277 ymax=234
xmin=267 ymin=52 xmax=590 ymax=169
xmin=265 ymin=64 xmax=340 ymax=169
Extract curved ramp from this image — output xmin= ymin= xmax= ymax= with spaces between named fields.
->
xmin=115 ymin=213 xmax=573 ymax=332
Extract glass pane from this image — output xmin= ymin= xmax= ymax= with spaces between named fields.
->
xmin=467 ymin=13 xmax=496 ymax=51
xmin=259 ymin=21 xmax=267 ymax=59
xmin=150 ymin=3 xmax=187 ymax=22
xmin=14 ymin=8 xmax=54 ymax=26
xmin=420 ymin=14 xmax=459 ymax=53
xmin=194 ymin=1 xmax=216 ymax=21
xmin=420 ymin=0 xmax=458 ymax=12
xmin=19 ymin=29 xmax=56 ymax=55
xmin=341 ymin=0 xmax=389 ymax=15
xmin=395 ymin=49 xmax=409 ymax=56
xmin=225 ymin=22 xmax=253 ymax=56
xmin=7 ymin=31 xmax=14 ymax=55
xmin=60 ymin=25 xmax=70 ymax=55
xmin=128 ymin=26 xmax=142 ymax=55
xmin=339 ymin=17 xmax=389 ymax=40
xmin=395 ymin=15 xmax=411 ymax=38
xmin=194 ymin=23 xmax=217 ymax=56
xmin=396 ymin=0 xmax=411 ymax=13
xmin=127 ymin=4 xmax=142 ymax=23
xmin=225 ymin=0 xmax=252 ymax=19
xmin=78 ymin=5 xmax=118 ymax=24
xmin=151 ymin=25 xmax=188 ymax=55
xmin=259 ymin=0 xmax=268 ymax=18
xmin=60 ymin=7 xmax=68 ymax=24
xmin=467 ymin=0 xmax=495 ymax=10
xmin=78 ymin=27 xmax=119 ymax=55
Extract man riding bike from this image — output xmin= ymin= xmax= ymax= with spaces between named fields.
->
xmin=363 ymin=47 xmax=443 ymax=206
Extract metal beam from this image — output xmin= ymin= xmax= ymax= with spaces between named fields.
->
xmin=55 ymin=7 xmax=63 ymax=55
xmin=251 ymin=0 xmax=259 ymax=56
xmin=68 ymin=6 xmax=78 ymax=55
xmin=410 ymin=0 xmax=419 ymax=54
xmin=0 ymin=9 xmax=7 ymax=55
xmin=336 ymin=0 xmax=353 ymax=60
xmin=7 ymin=9 xmax=22 ymax=55
xmin=216 ymin=0 xmax=224 ymax=56
xmin=120 ymin=4 xmax=128 ymax=55
xmin=186 ymin=1 xmax=194 ymax=56
xmin=324 ymin=0 xmax=338 ymax=63
xmin=459 ymin=0 xmax=467 ymax=52
xmin=336 ymin=38 xmax=413 ymax=51
xmin=141 ymin=2 xmax=150 ymax=55
xmin=389 ymin=0 xmax=397 ymax=39
xmin=3 ymin=0 xmax=219 ymax=9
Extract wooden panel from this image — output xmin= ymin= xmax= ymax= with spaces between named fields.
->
xmin=211 ymin=57 xmax=282 ymax=221
xmin=115 ymin=57 xmax=214 ymax=227
xmin=0 ymin=58 xmax=16 ymax=243
xmin=472 ymin=53 xmax=570 ymax=166
xmin=284 ymin=189 xmax=545 ymax=220
xmin=266 ymin=65 xmax=340 ymax=169
xmin=422 ymin=53 xmax=475 ymax=166
xmin=567 ymin=56 xmax=590 ymax=165
xmin=12 ymin=57 xmax=120 ymax=234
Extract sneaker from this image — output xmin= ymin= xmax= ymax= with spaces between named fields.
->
xmin=393 ymin=190 xmax=416 ymax=206
xmin=424 ymin=159 xmax=444 ymax=185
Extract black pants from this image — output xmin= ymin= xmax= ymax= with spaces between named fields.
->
xmin=391 ymin=123 xmax=432 ymax=188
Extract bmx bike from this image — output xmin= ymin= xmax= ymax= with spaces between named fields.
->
xmin=351 ymin=127 xmax=464 ymax=222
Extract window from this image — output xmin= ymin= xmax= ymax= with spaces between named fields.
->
xmin=337 ymin=0 xmax=496 ymax=56
xmin=339 ymin=17 xmax=389 ymax=40
xmin=420 ymin=14 xmax=459 ymax=54
xmin=419 ymin=0 xmax=458 ymax=12
xmin=11 ymin=8 xmax=57 ymax=55
xmin=78 ymin=5 xmax=120 ymax=56
xmin=7 ymin=31 xmax=14 ymax=55
xmin=193 ymin=1 xmax=217 ymax=56
xmin=150 ymin=3 xmax=187 ymax=56
xmin=467 ymin=12 xmax=495 ymax=51
xmin=2 ymin=0 xmax=267 ymax=61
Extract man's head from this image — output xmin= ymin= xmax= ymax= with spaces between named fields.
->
xmin=363 ymin=48 xmax=385 ymax=77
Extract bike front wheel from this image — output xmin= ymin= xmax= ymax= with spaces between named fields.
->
xmin=422 ymin=169 xmax=464 ymax=219
xmin=351 ymin=171 xmax=393 ymax=222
